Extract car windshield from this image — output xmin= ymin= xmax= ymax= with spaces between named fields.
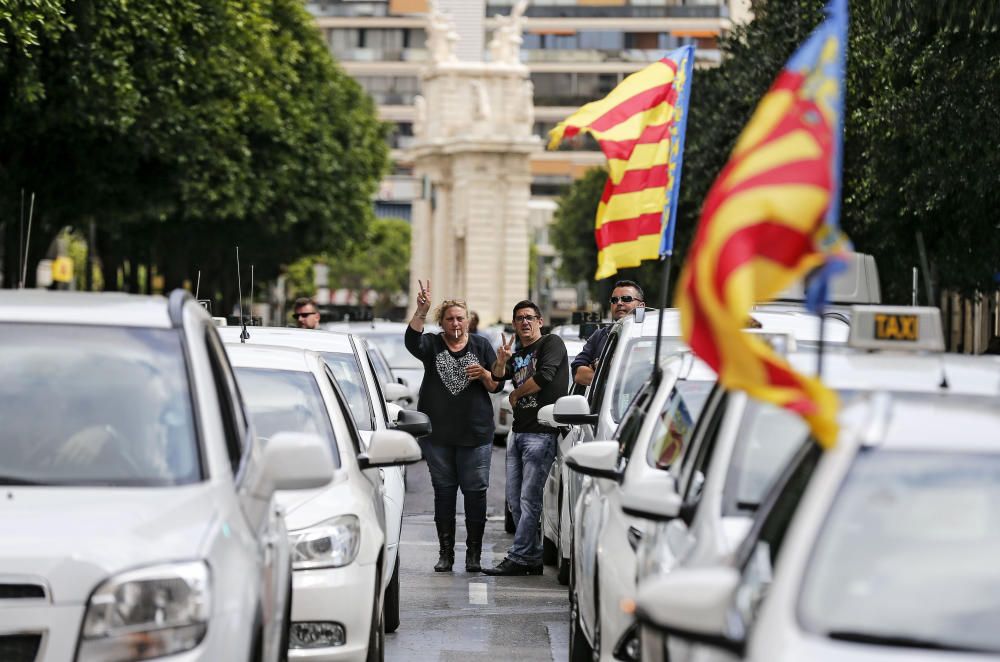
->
xmin=234 ymin=368 xmax=340 ymax=467
xmin=362 ymin=333 xmax=422 ymax=370
xmin=319 ymin=352 xmax=373 ymax=431
xmin=799 ymin=451 xmax=1000 ymax=654
xmin=724 ymin=399 xmax=809 ymax=514
xmin=0 ymin=324 xmax=199 ymax=486
xmin=646 ymin=380 xmax=715 ymax=469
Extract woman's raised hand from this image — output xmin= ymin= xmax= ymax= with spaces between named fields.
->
xmin=416 ymin=279 xmax=432 ymax=317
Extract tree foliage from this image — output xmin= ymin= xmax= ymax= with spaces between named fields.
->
xmin=0 ymin=0 xmax=388 ymax=304
xmin=286 ymin=217 xmax=411 ymax=318
xmin=550 ymin=0 xmax=1000 ymax=304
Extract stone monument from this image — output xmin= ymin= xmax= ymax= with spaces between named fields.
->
xmin=408 ymin=0 xmax=540 ymax=325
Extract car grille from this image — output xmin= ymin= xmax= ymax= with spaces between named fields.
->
xmin=0 ymin=634 xmax=42 ymax=662
xmin=0 ymin=584 xmax=46 ymax=599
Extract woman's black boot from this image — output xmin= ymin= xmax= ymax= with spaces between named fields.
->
xmin=465 ymin=520 xmax=485 ymax=572
xmin=434 ymin=520 xmax=455 ymax=572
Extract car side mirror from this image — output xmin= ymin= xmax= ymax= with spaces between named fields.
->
xmin=359 ymin=430 xmax=423 ymax=469
xmin=382 ymin=381 xmax=410 ymax=403
xmin=635 ymin=567 xmax=745 ymax=655
xmin=537 ymin=404 xmax=559 ymax=428
xmin=393 ymin=409 xmax=432 ymax=437
xmin=564 ymin=440 xmax=622 ymax=482
xmin=621 ymin=472 xmax=681 ymax=520
xmin=553 ymin=394 xmax=598 ymax=426
xmin=255 ymin=432 xmax=335 ymax=496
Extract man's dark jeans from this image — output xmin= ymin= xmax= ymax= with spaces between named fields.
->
xmin=506 ymin=431 xmax=557 ymax=565
xmin=419 ymin=441 xmax=492 ymax=526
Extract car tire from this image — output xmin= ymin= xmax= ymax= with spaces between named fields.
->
xmin=557 ymin=553 xmax=570 ymax=586
xmin=384 ymin=555 xmax=401 ymax=634
xmin=569 ymin=562 xmax=592 ymax=662
xmin=278 ymin=569 xmax=292 ymax=662
xmin=504 ymin=499 xmax=516 ymax=534
xmin=542 ymin=536 xmax=558 ymax=566
xmin=366 ymin=569 xmax=385 ymax=662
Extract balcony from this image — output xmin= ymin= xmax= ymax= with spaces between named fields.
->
xmin=331 ymin=47 xmax=429 ymax=62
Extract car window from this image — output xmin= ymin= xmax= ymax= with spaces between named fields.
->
xmin=732 ymin=442 xmax=821 ymax=628
xmin=676 ymin=388 xmax=727 ymax=500
xmin=799 ymin=451 xmax=1000 ymax=654
xmin=723 ymin=400 xmax=809 ymax=515
xmin=587 ymin=330 xmax=620 ymax=413
xmin=363 ymin=333 xmax=423 ymax=370
xmin=365 ymin=353 xmax=390 ymax=423
xmin=325 ymin=366 xmax=364 ymax=455
xmin=615 ymin=382 xmax=653 ymax=460
xmin=610 ymin=338 xmax=657 ymax=423
xmin=205 ymin=327 xmax=251 ymax=474
xmin=233 ymin=368 xmax=341 ymax=468
xmin=646 ymin=379 xmax=715 ymax=470
xmin=320 ymin=351 xmax=374 ymax=432
xmin=368 ymin=347 xmax=395 ymax=386
xmin=0 ymin=323 xmax=200 ymax=486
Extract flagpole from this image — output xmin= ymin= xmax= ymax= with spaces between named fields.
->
xmin=651 ymin=45 xmax=694 ymax=387
xmin=652 ymin=254 xmax=672 ymax=386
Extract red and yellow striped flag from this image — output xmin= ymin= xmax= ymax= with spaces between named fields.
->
xmin=549 ymin=53 xmax=689 ymax=280
xmin=676 ymin=1 xmax=848 ymax=449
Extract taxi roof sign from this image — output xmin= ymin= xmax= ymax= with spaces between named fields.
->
xmin=849 ymin=306 xmax=945 ymax=352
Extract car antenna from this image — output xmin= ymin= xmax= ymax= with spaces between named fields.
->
xmin=19 ymin=191 xmax=35 ymax=289
xmin=249 ymin=264 xmax=255 ymax=326
xmin=236 ymin=246 xmax=249 ymax=343
xmin=194 ymin=270 xmax=201 ymax=300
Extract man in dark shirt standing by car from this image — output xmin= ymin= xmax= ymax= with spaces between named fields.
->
xmin=485 ymin=300 xmax=568 ymax=576
xmin=571 ymin=280 xmax=645 ymax=386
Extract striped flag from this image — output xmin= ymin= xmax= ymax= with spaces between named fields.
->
xmin=676 ymin=0 xmax=849 ymax=448
xmin=549 ymin=46 xmax=694 ymax=280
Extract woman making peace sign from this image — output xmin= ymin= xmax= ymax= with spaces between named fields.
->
xmin=404 ymin=280 xmax=504 ymax=573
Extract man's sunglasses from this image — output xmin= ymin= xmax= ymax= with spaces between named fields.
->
xmin=609 ymin=295 xmax=641 ymax=304
xmin=293 ymin=312 xmax=318 ymax=319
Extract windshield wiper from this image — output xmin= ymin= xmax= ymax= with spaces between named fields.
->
xmin=827 ymin=630 xmax=997 ymax=654
xmin=0 ymin=475 xmax=47 ymax=486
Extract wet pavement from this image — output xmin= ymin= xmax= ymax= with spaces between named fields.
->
xmin=387 ymin=443 xmax=570 ymax=661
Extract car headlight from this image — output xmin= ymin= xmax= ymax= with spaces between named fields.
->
xmin=635 ymin=523 xmax=675 ymax=584
xmin=78 ymin=561 xmax=210 ymax=662
xmin=290 ymin=515 xmax=361 ymax=569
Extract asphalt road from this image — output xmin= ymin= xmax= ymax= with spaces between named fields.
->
xmin=386 ymin=442 xmax=570 ymax=661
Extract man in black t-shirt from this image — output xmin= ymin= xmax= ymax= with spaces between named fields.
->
xmin=484 ymin=300 xmax=568 ymax=576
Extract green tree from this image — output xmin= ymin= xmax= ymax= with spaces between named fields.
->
xmin=286 ymin=217 xmax=411 ymax=319
xmin=0 ymin=0 xmax=388 ymax=306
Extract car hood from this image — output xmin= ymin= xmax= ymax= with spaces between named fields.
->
xmin=1 ymin=484 xmax=219 ymax=604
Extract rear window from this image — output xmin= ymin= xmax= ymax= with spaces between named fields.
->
xmin=234 ymin=368 xmax=340 ymax=467
xmin=0 ymin=324 xmax=200 ymax=486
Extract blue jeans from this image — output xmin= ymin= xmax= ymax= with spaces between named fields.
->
xmin=420 ymin=441 xmax=492 ymax=526
xmin=506 ymin=432 xmax=557 ymax=565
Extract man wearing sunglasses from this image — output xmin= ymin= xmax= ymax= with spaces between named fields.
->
xmin=571 ymin=280 xmax=645 ymax=386
xmin=292 ymin=297 xmax=321 ymax=329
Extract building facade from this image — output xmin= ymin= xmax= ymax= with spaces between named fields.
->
xmin=305 ymin=0 xmax=749 ymax=321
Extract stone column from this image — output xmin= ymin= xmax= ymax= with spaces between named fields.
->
xmin=408 ymin=3 xmax=539 ymax=326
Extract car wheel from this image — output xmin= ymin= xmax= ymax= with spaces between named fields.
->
xmin=366 ymin=570 xmax=385 ymax=662
xmin=591 ymin=569 xmax=601 ymax=662
xmin=384 ymin=554 xmax=401 ymax=634
xmin=569 ymin=563 xmax=592 ymax=662
xmin=504 ymin=499 xmax=516 ymax=534
xmin=557 ymin=553 xmax=570 ymax=586
xmin=542 ymin=536 xmax=558 ymax=566
xmin=278 ymin=569 xmax=292 ymax=662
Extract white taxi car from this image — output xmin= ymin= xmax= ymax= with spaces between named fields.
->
xmin=217 ymin=326 xmax=429 ymax=634
xmin=226 ymin=344 xmax=421 ymax=661
xmin=562 ymin=309 xmax=850 ymax=662
xmin=636 ymin=306 xmax=1000 ymax=662
xmin=0 ymin=290 xmax=334 ymax=662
